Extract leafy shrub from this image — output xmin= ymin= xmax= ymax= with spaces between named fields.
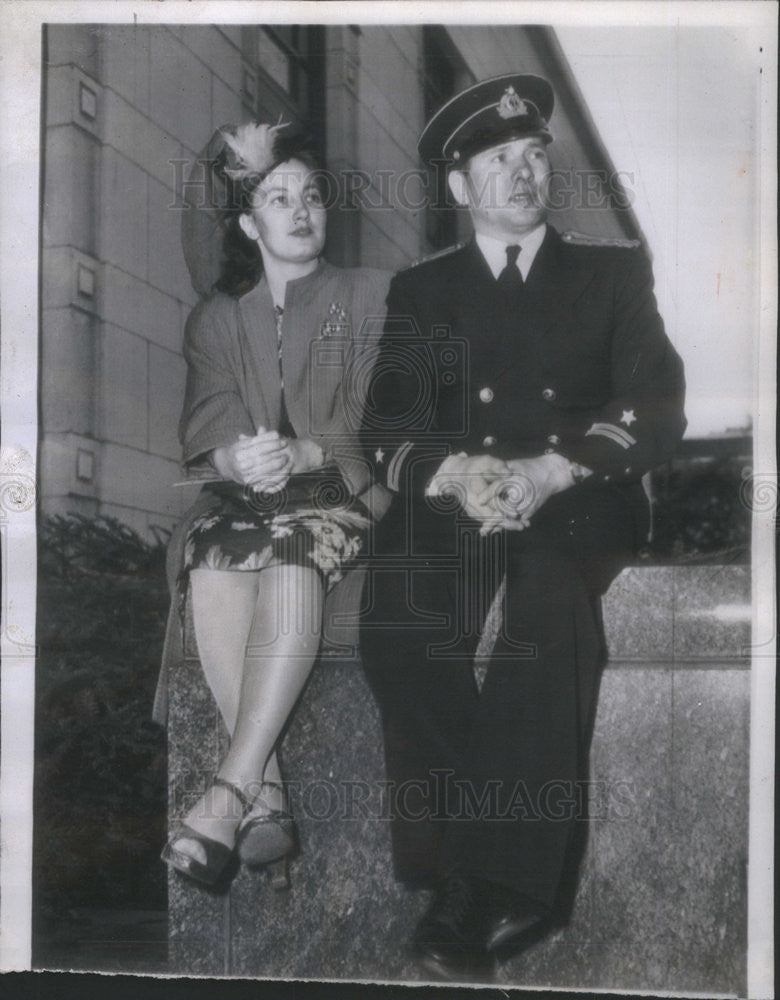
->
xmin=646 ymin=461 xmax=750 ymax=563
xmin=34 ymin=515 xmax=170 ymax=931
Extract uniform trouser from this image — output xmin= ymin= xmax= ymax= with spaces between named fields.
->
xmin=360 ymin=483 xmax=638 ymax=912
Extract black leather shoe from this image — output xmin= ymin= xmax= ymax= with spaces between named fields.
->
xmin=485 ymin=886 xmax=544 ymax=952
xmin=412 ymin=872 xmax=495 ymax=982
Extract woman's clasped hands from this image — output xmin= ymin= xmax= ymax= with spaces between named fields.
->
xmin=213 ymin=429 xmax=324 ymax=492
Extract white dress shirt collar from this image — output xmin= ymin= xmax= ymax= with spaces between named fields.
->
xmin=475 ymin=223 xmax=547 ymax=281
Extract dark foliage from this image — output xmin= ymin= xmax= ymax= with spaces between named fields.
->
xmin=646 ymin=460 xmax=751 ymax=563
xmin=34 ymin=515 xmax=170 ymax=932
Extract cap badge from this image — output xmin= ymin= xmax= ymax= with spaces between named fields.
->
xmin=497 ymin=86 xmax=528 ymax=120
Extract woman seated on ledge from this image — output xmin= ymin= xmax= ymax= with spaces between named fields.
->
xmin=161 ymin=121 xmax=390 ymax=889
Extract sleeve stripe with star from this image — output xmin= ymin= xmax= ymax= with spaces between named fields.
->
xmin=386 ymin=441 xmax=414 ymax=492
xmin=584 ymin=422 xmax=638 ymax=449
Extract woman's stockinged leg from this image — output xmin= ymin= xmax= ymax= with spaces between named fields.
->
xmin=190 ymin=568 xmax=259 ymax=734
xmin=176 ymin=568 xmax=258 ymax=858
xmin=217 ymin=563 xmax=324 ymax=802
xmin=190 ymin=567 xmax=283 ymax=800
xmin=178 ymin=564 xmax=323 ymax=857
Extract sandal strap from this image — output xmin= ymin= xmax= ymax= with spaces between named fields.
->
xmin=254 ymin=781 xmax=289 ymax=811
xmin=212 ymin=776 xmax=253 ymax=814
xmin=239 ymin=781 xmax=290 ymax=824
xmin=258 ymin=781 xmax=286 ymax=796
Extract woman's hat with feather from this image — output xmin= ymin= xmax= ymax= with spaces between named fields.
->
xmin=181 ymin=121 xmax=288 ymax=297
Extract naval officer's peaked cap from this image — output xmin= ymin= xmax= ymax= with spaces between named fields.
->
xmin=418 ymin=73 xmax=554 ymax=166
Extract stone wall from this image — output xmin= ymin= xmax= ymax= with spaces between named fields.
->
xmin=166 ymin=564 xmax=750 ymax=992
xmin=42 ymin=25 xmax=220 ymax=536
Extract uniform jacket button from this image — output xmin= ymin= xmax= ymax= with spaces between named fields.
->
xmin=482 ymin=435 xmax=497 ymax=447
xmin=479 ymin=387 xmax=494 ymax=403
xmin=542 ymin=387 xmax=556 ymax=401
xmin=547 ymin=433 xmax=561 ymax=445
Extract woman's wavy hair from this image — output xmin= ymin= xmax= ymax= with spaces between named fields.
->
xmin=214 ymin=130 xmax=322 ymax=297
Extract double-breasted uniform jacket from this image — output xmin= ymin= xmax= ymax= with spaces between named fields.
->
xmin=153 ymin=261 xmax=391 ymax=724
xmin=364 ymin=224 xmax=686 ymax=536
xmin=358 ymin=225 xmax=686 ymax=901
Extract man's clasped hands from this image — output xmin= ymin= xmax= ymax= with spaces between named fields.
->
xmin=428 ymin=451 xmax=578 ymax=535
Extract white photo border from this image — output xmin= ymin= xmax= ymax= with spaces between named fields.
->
xmin=0 ymin=2 xmax=775 ymax=994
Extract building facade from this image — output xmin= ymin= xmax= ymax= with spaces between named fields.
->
xmin=41 ymin=23 xmax=637 ymax=537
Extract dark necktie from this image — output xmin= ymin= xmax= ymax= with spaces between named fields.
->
xmin=497 ymin=243 xmax=523 ymax=295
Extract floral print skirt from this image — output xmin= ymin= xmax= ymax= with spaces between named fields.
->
xmin=182 ymin=467 xmax=371 ymax=591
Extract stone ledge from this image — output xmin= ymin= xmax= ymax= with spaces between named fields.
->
xmin=603 ymin=565 xmax=750 ymax=663
xmin=167 ymin=565 xmax=749 ymax=992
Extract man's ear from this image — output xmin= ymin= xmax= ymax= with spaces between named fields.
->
xmin=238 ymin=212 xmax=259 ymax=241
xmin=447 ymin=169 xmax=470 ymax=207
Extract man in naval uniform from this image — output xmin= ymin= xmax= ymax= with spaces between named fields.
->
xmin=358 ymin=73 xmax=686 ymax=981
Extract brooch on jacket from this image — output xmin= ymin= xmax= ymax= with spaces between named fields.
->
xmin=320 ymin=301 xmax=350 ymax=337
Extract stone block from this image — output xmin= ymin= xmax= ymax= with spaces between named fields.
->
xmin=43 ymin=126 xmax=99 ymax=256
xmin=149 ymin=27 xmax=214 ymax=158
xmin=570 ymin=666 xmax=678 ymax=993
xmin=360 ymin=215 xmax=410 ymax=272
xmin=358 ymin=69 xmax=419 ymax=166
xmin=39 ymin=432 xmax=100 ymax=505
xmin=99 ymin=443 xmax=181 ymax=517
xmin=147 ymin=176 xmax=196 ymax=306
xmin=99 ymin=148 xmax=148 ymax=280
xmin=499 ymin=660 xmax=747 ymax=995
xmin=101 ymin=264 xmax=183 ymax=352
xmin=447 ymin=26 xmax=536 ymax=81
xmin=217 ymin=26 xmax=242 ymax=50
xmin=210 ymin=76 xmax=242 ymax=134
xmin=357 ymin=28 xmax=396 ymax=97
xmin=95 ymin=25 xmax=151 ymax=113
xmin=363 ymin=206 xmax=420 ymax=269
xmin=673 ymin=564 xmax=751 ymax=660
xmin=661 ymin=667 xmax=749 ymax=993
xmin=384 ymin=25 xmax=420 ymax=69
xmin=41 ymin=247 xmax=100 ymax=313
xmin=45 ymin=65 xmax=75 ymax=129
xmin=360 ymin=28 xmax=423 ymax=124
xmin=102 ymin=88 xmax=181 ymax=188
xmin=355 ymin=106 xmax=380 ymax=173
xmin=45 ymin=64 xmax=103 ymax=137
xmin=45 ymin=24 xmax=100 ymax=76
xmin=40 ymin=307 xmax=97 ymax=435
xmin=324 ymin=34 xmax=350 ymax=91
xmin=357 ymin=106 xmax=418 ymax=182
xmin=148 ymin=345 xmax=187 ymax=461
xmin=100 ymin=323 xmax=148 ymax=451
xmin=602 ymin=566 xmax=674 ymax=661
xmin=178 ymin=25 xmax=243 ymax=95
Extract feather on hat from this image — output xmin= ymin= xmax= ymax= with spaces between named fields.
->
xmin=220 ymin=121 xmax=289 ymax=180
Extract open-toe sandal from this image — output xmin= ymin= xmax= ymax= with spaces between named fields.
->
xmin=161 ymin=777 xmax=251 ymax=888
